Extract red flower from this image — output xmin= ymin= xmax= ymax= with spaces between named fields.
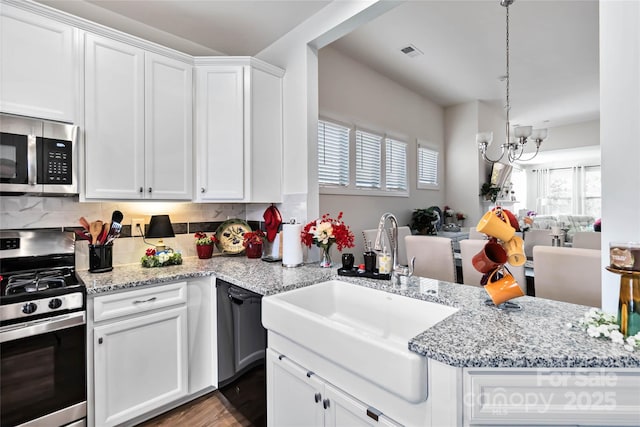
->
xmin=145 ymin=248 xmax=156 ymax=256
xmin=300 ymin=212 xmax=355 ymax=251
xmin=243 ymin=230 xmax=265 ymax=247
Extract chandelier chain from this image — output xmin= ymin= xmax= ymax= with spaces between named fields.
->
xmin=505 ymin=3 xmax=510 ymax=136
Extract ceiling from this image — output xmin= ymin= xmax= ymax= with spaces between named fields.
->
xmin=36 ymin=0 xmax=600 ymax=130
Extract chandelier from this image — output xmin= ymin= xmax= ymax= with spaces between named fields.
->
xmin=477 ymin=0 xmax=548 ymax=164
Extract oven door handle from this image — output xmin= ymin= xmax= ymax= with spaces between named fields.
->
xmin=0 ymin=311 xmax=86 ymax=343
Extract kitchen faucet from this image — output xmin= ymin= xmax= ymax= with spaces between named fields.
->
xmin=374 ymin=213 xmax=415 ymax=285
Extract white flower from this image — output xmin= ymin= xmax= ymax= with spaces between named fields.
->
xmin=587 ymin=326 xmax=601 ymax=337
xmin=610 ymin=330 xmax=624 ymax=344
xmin=158 ymin=252 xmax=169 ymax=263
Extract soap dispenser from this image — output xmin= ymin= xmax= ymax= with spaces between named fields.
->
xmin=378 ymin=245 xmax=392 ymax=274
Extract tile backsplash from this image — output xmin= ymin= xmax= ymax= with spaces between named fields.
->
xmin=1 ymin=193 xmax=307 ymax=268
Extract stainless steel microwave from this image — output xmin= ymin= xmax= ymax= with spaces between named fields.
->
xmin=0 ymin=113 xmax=78 ymax=195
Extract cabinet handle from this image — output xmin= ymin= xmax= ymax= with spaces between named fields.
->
xmin=98 ymin=337 xmax=103 ymax=344
xmin=139 ymin=187 xmax=143 ymax=193
xmin=323 ymin=399 xmax=330 ymax=409
xmin=201 ymin=187 xmax=206 ymax=193
xmin=148 ymin=187 xmax=152 ymax=193
xmin=133 ymin=297 xmax=157 ymax=304
xmin=314 ymin=393 xmax=321 ymax=403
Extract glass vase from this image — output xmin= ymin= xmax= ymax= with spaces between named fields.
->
xmin=320 ymin=245 xmax=332 ymax=268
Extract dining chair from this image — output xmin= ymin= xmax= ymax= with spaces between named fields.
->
xmin=571 ymin=231 xmax=601 ymax=250
xmin=363 ymin=226 xmax=411 ymax=266
xmin=533 ymin=246 xmax=601 ymax=307
xmin=523 ymin=229 xmax=559 ymax=259
xmin=405 ymin=235 xmax=456 ymax=282
xmin=468 ymin=227 xmax=488 ymax=240
xmin=459 ymin=239 xmax=526 ymax=293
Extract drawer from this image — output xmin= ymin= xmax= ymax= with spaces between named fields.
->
xmin=93 ymin=282 xmax=187 ymax=322
xmin=463 ymin=368 xmax=640 ymax=426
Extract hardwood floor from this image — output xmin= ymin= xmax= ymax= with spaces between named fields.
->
xmin=137 ymin=390 xmax=253 ymax=427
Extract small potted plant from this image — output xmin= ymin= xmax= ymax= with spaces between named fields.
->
xmin=243 ymin=229 xmax=266 ymax=259
xmin=456 ymin=211 xmax=467 ymax=226
xmin=194 ymin=232 xmax=217 ymax=259
xmin=410 ymin=208 xmax=439 ymax=235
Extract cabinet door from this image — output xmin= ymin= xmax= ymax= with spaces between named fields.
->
xmin=93 ymin=306 xmax=188 ymax=427
xmin=85 ymin=33 xmax=145 ymax=199
xmin=324 ymin=383 xmax=400 ymax=427
xmin=145 ymin=52 xmax=193 ymax=200
xmin=248 ymin=66 xmax=283 ymax=202
xmin=187 ymin=277 xmax=217 ymax=394
xmin=0 ymin=5 xmax=77 ymax=122
xmin=195 ymin=66 xmax=245 ymax=201
xmin=267 ymin=349 xmax=324 ymax=427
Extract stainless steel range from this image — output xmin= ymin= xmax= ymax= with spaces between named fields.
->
xmin=0 ymin=229 xmax=86 ymax=427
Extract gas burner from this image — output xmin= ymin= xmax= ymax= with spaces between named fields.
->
xmin=2 ymin=267 xmax=76 ymax=297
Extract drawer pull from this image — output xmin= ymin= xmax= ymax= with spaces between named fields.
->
xmin=323 ymin=399 xmax=330 ymax=409
xmin=133 ymin=297 xmax=157 ymax=304
xmin=314 ymin=392 xmax=321 ymax=403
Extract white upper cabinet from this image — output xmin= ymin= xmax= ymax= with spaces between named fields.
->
xmin=144 ymin=52 xmax=193 ymax=200
xmin=195 ymin=58 xmax=283 ymax=203
xmin=84 ymin=33 xmax=192 ymax=200
xmin=0 ymin=4 xmax=78 ymax=122
xmin=84 ymin=33 xmax=145 ymax=199
xmin=195 ymin=65 xmax=245 ymax=201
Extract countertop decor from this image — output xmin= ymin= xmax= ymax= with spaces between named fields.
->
xmin=77 ymin=257 xmax=640 ymax=369
xmin=301 ymin=212 xmax=355 ymax=268
xmin=140 ymin=248 xmax=183 ymax=268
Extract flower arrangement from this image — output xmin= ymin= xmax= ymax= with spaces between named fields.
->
xmin=573 ymin=308 xmax=640 ymax=352
xmin=194 ymin=231 xmax=217 ymax=246
xmin=443 ymin=206 xmax=455 ymax=217
xmin=141 ymin=248 xmax=183 ymax=268
xmin=456 ymin=212 xmax=467 ymax=221
xmin=301 ymin=212 xmax=355 ymax=251
xmin=243 ymin=230 xmax=266 ymax=248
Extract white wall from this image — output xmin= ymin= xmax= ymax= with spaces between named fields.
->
xmin=540 ymin=119 xmax=600 ymax=151
xmin=256 ymin=1 xmax=398 ymax=228
xmin=444 ymin=101 xmax=481 ymax=225
xmin=318 ymin=46 xmax=444 ymax=261
xmin=599 ymin=0 xmax=640 ymax=313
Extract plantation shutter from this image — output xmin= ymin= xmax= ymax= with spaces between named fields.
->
xmin=355 ymin=129 xmax=381 ymax=188
xmin=385 ymin=138 xmax=407 ymax=190
xmin=318 ymin=120 xmax=349 ymax=186
xmin=418 ymin=144 xmax=438 ymax=186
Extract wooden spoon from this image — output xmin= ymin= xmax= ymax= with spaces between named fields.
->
xmin=79 ymin=216 xmax=91 ymax=232
xmin=90 ymin=220 xmax=104 ymax=245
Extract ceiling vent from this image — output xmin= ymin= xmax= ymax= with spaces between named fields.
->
xmin=399 ymin=44 xmax=423 ymax=58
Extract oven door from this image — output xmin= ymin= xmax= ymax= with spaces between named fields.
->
xmin=0 ymin=311 xmax=87 ymax=427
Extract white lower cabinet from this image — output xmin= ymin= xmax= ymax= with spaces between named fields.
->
xmin=267 ymin=349 xmax=401 ymax=427
xmin=91 ymin=282 xmax=189 ymax=427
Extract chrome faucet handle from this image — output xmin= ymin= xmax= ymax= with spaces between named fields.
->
xmin=408 ymin=256 xmax=415 ymax=277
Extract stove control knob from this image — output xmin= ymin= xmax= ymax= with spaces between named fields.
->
xmin=49 ymin=298 xmax=63 ymax=309
xmin=22 ymin=302 xmax=37 ymax=314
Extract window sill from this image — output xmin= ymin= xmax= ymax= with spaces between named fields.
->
xmin=320 ymin=186 xmax=409 ymax=198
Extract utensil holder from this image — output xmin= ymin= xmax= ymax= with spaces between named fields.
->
xmin=89 ymin=244 xmax=113 ymax=273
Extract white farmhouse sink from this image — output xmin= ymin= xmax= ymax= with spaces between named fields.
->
xmin=262 ymin=280 xmax=458 ymax=403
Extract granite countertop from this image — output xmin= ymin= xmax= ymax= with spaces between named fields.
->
xmin=77 ymin=256 xmax=640 ymax=369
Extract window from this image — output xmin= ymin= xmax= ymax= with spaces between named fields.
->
xmin=317 ymin=119 xmax=409 ymax=196
xmin=317 ymin=120 xmax=349 ymax=186
xmin=385 ymin=138 xmax=407 ymax=191
xmin=417 ymin=143 xmax=439 ymax=189
xmin=534 ymin=165 xmax=601 ymax=217
xmin=355 ymin=129 xmax=381 ymax=188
